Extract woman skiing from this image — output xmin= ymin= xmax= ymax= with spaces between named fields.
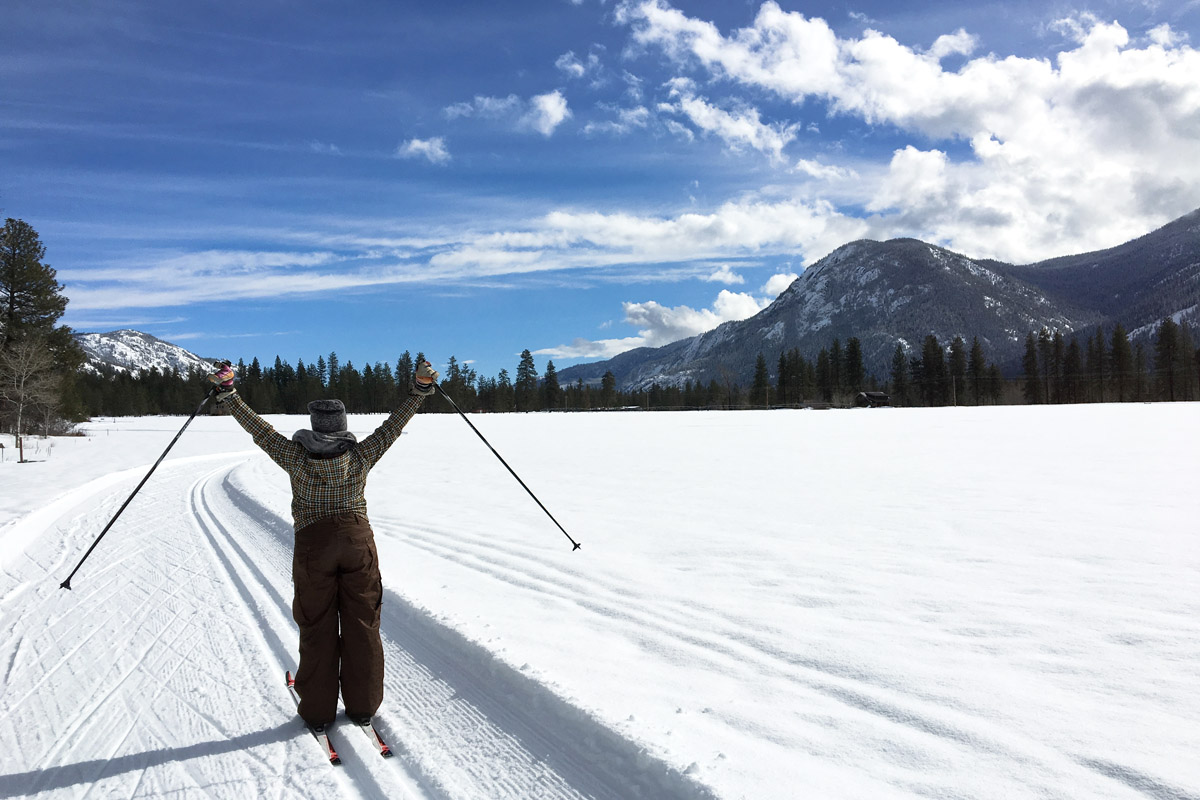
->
xmin=209 ymin=358 xmax=439 ymax=732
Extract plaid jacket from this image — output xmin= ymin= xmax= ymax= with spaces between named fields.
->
xmin=226 ymin=394 xmax=424 ymax=531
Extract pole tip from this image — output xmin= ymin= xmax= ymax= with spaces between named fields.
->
xmin=572 ymin=542 xmax=582 ymax=551
xmin=60 ymin=578 xmax=72 ymax=590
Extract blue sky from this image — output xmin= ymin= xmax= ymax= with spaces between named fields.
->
xmin=3 ymin=0 xmax=1199 ymax=380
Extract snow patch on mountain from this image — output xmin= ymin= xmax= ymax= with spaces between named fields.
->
xmin=74 ymin=329 xmax=214 ymax=377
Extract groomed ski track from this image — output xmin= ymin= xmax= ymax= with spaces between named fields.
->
xmin=0 ymin=455 xmax=717 ymax=800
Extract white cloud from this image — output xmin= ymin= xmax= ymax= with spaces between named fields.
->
xmin=449 ymin=91 xmax=571 ymax=136
xmin=704 ymin=264 xmax=744 ymax=284
xmin=794 ymin=158 xmax=857 ymax=181
xmin=521 ymin=90 xmax=573 ymax=136
xmin=662 ymin=91 xmax=797 ymax=162
xmin=443 ymin=94 xmax=522 ymax=120
xmin=761 ymin=271 xmax=798 ymax=296
xmin=395 ymin=137 xmax=450 ymax=164
xmin=583 ymin=105 xmax=650 ymax=136
xmin=307 ymin=141 xmax=342 ymax=156
xmin=535 ymin=289 xmax=772 ymax=360
xmin=619 ymin=0 xmax=1200 ymax=261
xmin=556 ymin=49 xmax=603 ymax=80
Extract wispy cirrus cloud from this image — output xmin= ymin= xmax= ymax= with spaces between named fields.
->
xmin=444 ymin=90 xmax=572 ymax=136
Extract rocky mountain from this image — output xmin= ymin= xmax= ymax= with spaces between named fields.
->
xmin=74 ymin=329 xmax=215 ymax=377
xmin=559 ymin=208 xmax=1200 ymax=390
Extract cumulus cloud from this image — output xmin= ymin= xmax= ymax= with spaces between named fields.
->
xmin=396 ymin=137 xmax=450 ymax=164
xmin=761 ymin=271 xmax=798 ymax=296
xmin=535 ymin=289 xmax=773 ymax=359
xmin=520 ymin=90 xmax=573 ymax=136
xmin=619 ymin=0 xmax=1200 ymax=261
xmin=556 ymin=49 xmax=604 ymax=81
xmin=704 ymin=264 xmax=744 ymax=284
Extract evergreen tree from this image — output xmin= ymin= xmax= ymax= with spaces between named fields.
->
xmin=1110 ymin=323 xmax=1133 ymax=402
xmin=600 ymin=370 xmax=617 ymax=408
xmin=921 ymin=335 xmax=946 ymax=406
xmin=515 ymin=349 xmax=539 ymax=411
xmin=395 ymin=351 xmax=414 ymax=393
xmin=495 ymin=368 xmax=515 ymax=412
xmin=776 ymin=351 xmax=788 ymax=405
xmin=829 ymin=339 xmax=843 ymax=400
xmin=1088 ymin=327 xmax=1107 ymax=402
xmin=1155 ymin=317 xmax=1180 ymax=401
xmin=1037 ymin=327 xmax=1053 ymax=404
xmin=948 ymin=336 xmax=966 ymax=406
xmin=968 ymin=337 xmax=986 ymax=405
xmin=890 ymin=343 xmax=909 ymax=405
xmin=844 ymin=338 xmax=865 ymax=394
xmin=1 ymin=219 xmax=70 ymax=352
xmin=1022 ymin=332 xmax=1041 ymax=404
xmin=1176 ymin=322 xmax=1196 ymax=401
xmin=1063 ymin=337 xmax=1083 ymax=403
xmin=815 ymin=348 xmax=832 ymax=403
xmin=751 ymin=352 xmax=771 ymax=406
xmin=542 ymin=360 xmax=561 ymax=410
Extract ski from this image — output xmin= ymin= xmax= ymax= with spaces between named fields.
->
xmin=350 ymin=716 xmax=394 ymax=758
xmin=285 ymin=671 xmax=342 ymax=765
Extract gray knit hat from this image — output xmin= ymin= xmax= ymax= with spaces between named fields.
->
xmin=308 ymin=399 xmax=347 ymax=433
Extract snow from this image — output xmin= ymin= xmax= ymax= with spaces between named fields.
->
xmin=1 ymin=404 xmax=1198 ymax=799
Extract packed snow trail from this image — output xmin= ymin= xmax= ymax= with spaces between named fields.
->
xmin=0 ymin=453 xmax=717 ymax=800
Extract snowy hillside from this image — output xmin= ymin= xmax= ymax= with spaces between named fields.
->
xmin=1 ymin=405 xmax=1198 ymax=799
xmin=74 ymin=329 xmax=214 ymax=376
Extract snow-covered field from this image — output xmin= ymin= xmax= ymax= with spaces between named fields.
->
xmin=1 ymin=403 xmax=1197 ymax=800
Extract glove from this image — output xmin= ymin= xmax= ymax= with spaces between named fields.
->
xmin=209 ymin=361 xmax=237 ymax=403
xmin=209 ymin=361 xmax=235 ymax=387
xmin=410 ymin=361 xmax=440 ymax=397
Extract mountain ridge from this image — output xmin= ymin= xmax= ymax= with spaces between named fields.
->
xmin=559 ymin=208 xmax=1200 ymax=390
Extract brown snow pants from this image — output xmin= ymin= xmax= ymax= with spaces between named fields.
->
xmin=291 ymin=513 xmax=383 ymax=727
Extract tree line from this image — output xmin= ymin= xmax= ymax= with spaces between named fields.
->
xmin=4 ymin=217 xmax=1200 ymax=444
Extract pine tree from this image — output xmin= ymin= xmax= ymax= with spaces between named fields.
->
xmin=815 ymin=348 xmax=832 ymax=403
xmin=600 ymin=370 xmax=616 ymax=408
xmin=542 ymin=360 xmax=561 ymax=410
xmin=844 ymin=338 xmax=865 ymax=395
xmin=968 ymin=337 xmax=986 ymax=405
xmin=829 ymin=339 xmax=843 ymax=400
xmin=890 ymin=343 xmax=909 ymax=405
xmin=495 ymin=368 xmax=515 ymax=412
xmin=1155 ymin=317 xmax=1180 ymax=401
xmin=1064 ymin=337 xmax=1083 ymax=403
xmin=1176 ymin=322 xmax=1196 ymax=401
xmin=921 ymin=335 xmax=946 ymax=406
xmin=1110 ymin=323 xmax=1133 ymax=402
xmin=948 ymin=336 xmax=966 ymax=406
xmin=752 ymin=352 xmax=771 ymax=406
xmin=1037 ymin=327 xmax=1052 ymax=404
xmin=1 ymin=219 xmax=69 ymax=350
xmin=1022 ymin=332 xmax=1041 ymax=404
xmin=515 ymin=349 xmax=539 ymax=411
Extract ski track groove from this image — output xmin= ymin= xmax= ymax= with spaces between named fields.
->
xmin=375 ymin=515 xmax=1129 ymax=794
xmin=0 ymin=464 xmax=344 ymax=800
xmin=218 ymin=461 xmax=721 ymax=800
xmin=189 ymin=465 xmax=417 ymax=800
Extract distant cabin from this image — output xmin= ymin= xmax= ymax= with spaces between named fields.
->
xmin=855 ymin=391 xmax=891 ymax=408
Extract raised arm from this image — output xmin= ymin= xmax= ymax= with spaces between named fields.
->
xmin=354 ymin=360 xmax=440 ymax=467
xmin=209 ymin=364 xmax=304 ymax=472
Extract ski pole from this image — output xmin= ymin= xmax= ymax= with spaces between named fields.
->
xmin=60 ymin=386 xmax=218 ymax=590
xmin=435 ymin=384 xmax=581 ymax=551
